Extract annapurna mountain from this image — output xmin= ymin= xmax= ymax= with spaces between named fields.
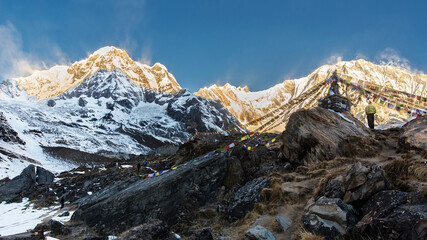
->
xmin=195 ymin=59 xmax=427 ymax=132
xmin=0 ymin=47 xmax=241 ymax=178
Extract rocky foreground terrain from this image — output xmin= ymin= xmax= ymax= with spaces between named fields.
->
xmin=0 ymin=107 xmax=426 ymax=240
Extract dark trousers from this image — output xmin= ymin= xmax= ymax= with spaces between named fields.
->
xmin=367 ymin=113 xmax=375 ymax=129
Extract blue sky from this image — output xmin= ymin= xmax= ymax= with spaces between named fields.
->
xmin=0 ymin=0 xmax=426 ymax=92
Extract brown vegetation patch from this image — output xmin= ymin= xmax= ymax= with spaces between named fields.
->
xmin=383 ymin=157 xmax=427 ymax=192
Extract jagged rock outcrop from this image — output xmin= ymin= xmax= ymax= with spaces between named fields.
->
xmin=280 ymin=107 xmax=372 ymax=166
xmin=0 ymin=112 xmax=25 ymax=145
xmin=343 ymin=162 xmax=388 ymax=203
xmin=71 ymin=154 xmax=230 ymax=235
xmin=0 ymin=164 xmax=54 ymax=202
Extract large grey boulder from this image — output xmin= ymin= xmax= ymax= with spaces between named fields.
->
xmin=343 ymin=162 xmax=388 ymax=203
xmin=302 ymin=196 xmax=359 ymax=239
xmin=72 ymin=154 xmax=230 ymax=235
xmin=244 ymin=225 xmax=276 ymax=240
xmin=280 ymin=107 xmax=373 ymax=166
xmin=223 ymin=177 xmax=270 ymax=221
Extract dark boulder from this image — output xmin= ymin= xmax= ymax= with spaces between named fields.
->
xmin=280 ymin=107 xmax=371 ymax=166
xmin=117 ymin=219 xmax=174 ymax=240
xmin=72 ymin=154 xmax=230 ymax=235
xmin=78 ymin=97 xmax=88 ymax=107
xmin=343 ymin=162 xmax=388 ymax=203
xmin=324 ymin=175 xmax=345 ymax=199
xmin=223 ymin=177 xmax=270 ymax=221
xmin=352 ymin=191 xmax=426 ymax=240
xmin=0 ymin=164 xmax=50 ymax=202
xmin=49 ymin=219 xmax=71 ymax=236
xmin=47 ymin=99 xmax=56 ymax=107
xmin=361 ymin=190 xmax=415 ymax=217
xmin=196 ymin=228 xmax=214 ymax=240
xmin=35 ymin=167 xmax=54 ymax=185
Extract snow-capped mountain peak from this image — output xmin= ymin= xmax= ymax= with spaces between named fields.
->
xmin=2 ymin=46 xmax=182 ymax=100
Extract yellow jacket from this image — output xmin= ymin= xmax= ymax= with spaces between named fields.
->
xmin=365 ymin=103 xmax=376 ymax=114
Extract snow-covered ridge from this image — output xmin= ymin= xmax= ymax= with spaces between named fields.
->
xmin=3 ymin=46 xmax=182 ymax=100
xmin=0 ymin=69 xmax=241 ymax=178
xmin=195 ymin=59 xmax=427 ymax=132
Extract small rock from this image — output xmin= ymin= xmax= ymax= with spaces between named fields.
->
xmin=196 ymin=228 xmax=214 ymax=240
xmin=59 ymin=211 xmax=70 ymax=217
xmin=226 ymin=177 xmax=270 ymax=221
xmin=324 ymin=175 xmax=345 ymax=199
xmin=244 ymin=225 xmax=276 ymax=240
xmin=275 ymin=215 xmax=292 ymax=231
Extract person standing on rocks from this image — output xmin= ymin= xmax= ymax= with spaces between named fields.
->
xmin=60 ymin=196 xmax=65 ymax=209
xmin=137 ymin=162 xmax=141 ymax=173
xmin=365 ymin=101 xmax=377 ymax=129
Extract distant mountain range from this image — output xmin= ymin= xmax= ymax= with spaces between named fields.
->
xmin=195 ymin=59 xmax=426 ymax=131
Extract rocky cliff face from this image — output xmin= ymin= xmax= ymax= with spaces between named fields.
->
xmin=195 ymin=59 xmax=427 ymax=132
xmin=1 ymin=46 xmax=182 ymax=100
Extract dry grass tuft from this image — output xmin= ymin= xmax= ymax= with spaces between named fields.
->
xmin=294 ymin=221 xmax=324 ymax=240
xmin=383 ymin=158 xmax=411 ymax=180
xmin=309 ymin=157 xmax=357 ymax=172
xmin=300 ymin=231 xmax=325 ymax=240
xmin=410 ymin=164 xmax=427 ymax=181
xmin=253 ymin=202 xmax=267 ymax=215
xmin=271 ymin=182 xmax=284 ymax=202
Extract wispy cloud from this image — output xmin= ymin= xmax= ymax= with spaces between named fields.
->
xmin=0 ymin=22 xmax=69 ymax=81
xmin=137 ymin=45 xmax=152 ymax=65
xmin=0 ymin=22 xmax=42 ymax=80
xmin=375 ymin=48 xmax=424 ymax=74
xmin=324 ymin=54 xmax=343 ymax=65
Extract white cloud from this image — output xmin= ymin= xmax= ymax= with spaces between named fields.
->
xmin=376 ymin=48 xmax=424 ymax=74
xmin=0 ymin=22 xmax=69 ymax=81
xmin=324 ymin=55 xmax=343 ymax=65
